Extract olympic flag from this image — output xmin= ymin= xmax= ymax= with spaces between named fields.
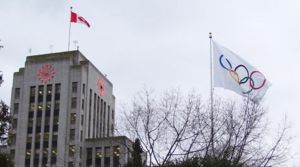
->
xmin=212 ymin=41 xmax=270 ymax=101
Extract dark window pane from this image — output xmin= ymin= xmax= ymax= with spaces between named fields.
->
xmin=37 ymin=110 xmax=42 ymax=117
xmin=27 ymin=127 xmax=33 ymax=134
xmin=25 ymin=158 xmax=30 ymax=166
xmin=82 ymin=84 xmax=85 ymax=94
xmin=44 ymin=125 xmax=50 ymax=132
xmin=53 ymin=125 xmax=58 ymax=132
xmin=30 ymin=86 xmax=36 ymax=97
xmin=14 ymin=103 xmax=19 ymax=114
xmin=30 ymin=96 xmax=35 ymax=103
xmin=26 ymin=143 xmax=31 ymax=149
xmin=55 ymin=94 xmax=60 ymax=100
xmin=35 ymin=142 xmax=40 ymax=149
xmin=43 ymin=141 xmax=48 ymax=148
xmin=15 ymin=88 xmax=20 ymax=99
xmin=46 ymin=110 xmax=51 ymax=116
xmin=72 ymin=82 xmax=78 ymax=93
xmin=71 ymin=97 xmax=77 ymax=108
xmin=46 ymin=95 xmax=51 ymax=101
xmin=38 ymin=96 xmax=43 ymax=102
xmin=104 ymin=157 xmax=110 ymax=167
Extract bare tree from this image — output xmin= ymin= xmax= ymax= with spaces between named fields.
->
xmin=118 ymin=88 xmax=290 ymax=167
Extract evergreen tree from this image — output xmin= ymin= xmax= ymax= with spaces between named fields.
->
xmin=126 ymin=138 xmax=144 ymax=167
xmin=132 ymin=138 xmax=143 ymax=167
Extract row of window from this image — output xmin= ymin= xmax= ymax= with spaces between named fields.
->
xmin=86 ymin=146 xmax=120 ymax=167
xmin=25 ymin=84 xmax=61 ymax=167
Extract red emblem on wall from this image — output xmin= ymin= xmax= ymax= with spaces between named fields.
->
xmin=97 ymin=79 xmax=105 ymax=96
xmin=36 ymin=64 xmax=55 ymax=84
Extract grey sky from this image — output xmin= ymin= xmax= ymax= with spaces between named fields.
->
xmin=1 ymin=0 xmax=300 ymax=165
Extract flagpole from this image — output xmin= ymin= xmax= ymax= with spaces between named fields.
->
xmin=68 ymin=6 xmax=73 ymax=51
xmin=209 ymin=32 xmax=215 ymax=156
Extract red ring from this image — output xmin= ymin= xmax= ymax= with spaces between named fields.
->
xmin=249 ymin=71 xmax=266 ymax=90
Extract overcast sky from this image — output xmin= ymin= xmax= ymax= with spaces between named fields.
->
xmin=0 ymin=0 xmax=300 ymax=165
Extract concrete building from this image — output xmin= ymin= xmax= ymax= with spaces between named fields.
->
xmin=9 ymin=51 xmax=132 ymax=167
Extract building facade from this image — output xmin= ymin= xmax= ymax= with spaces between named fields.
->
xmin=9 ymin=51 xmax=131 ymax=167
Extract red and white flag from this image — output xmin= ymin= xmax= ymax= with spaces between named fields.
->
xmin=70 ymin=11 xmax=90 ymax=28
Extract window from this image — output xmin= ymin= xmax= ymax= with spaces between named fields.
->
xmin=69 ymin=145 xmax=75 ymax=157
xmin=46 ymin=85 xmax=52 ymax=101
xmin=52 ymin=134 xmax=58 ymax=147
xmin=10 ymin=149 xmax=15 ymax=160
xmin=53 ymin=116 xmax=59 ymax=132
xmin=69 ymin=161 xmax=75 ymax=167
xmin=29 ymin=103 xmax=35 ymax=112
xmin=72 ymin=82 xmax=78 ymax=93
xmin=54 ymin=100 xmax=60 ymax=116
xmin=103 ymin=102 xmax=106 ymax=137
xmin=93 ymin=93 xmax=97 ymax=137
xmin=30 ymin=86 xmax=36 ymax=97
xmin=71 ymin=97 xmax=77 ymax=109
xmin=28 ymin=118 xmax=33 ymax=134
xmin=37 ymin=102 xmax=43 ymax=117
xmin=71 ymin=113 xmax=76 ymax=124
xmin=80 ymin=147 xmax=82 ymax=158
xmin=96 ymin=147 xmax=102 ymax=167
xmin=43 ymin=133 xmax=49 ymax=148
xmin=38 ymin=85 xmax=44 ymax=102
xmin=15 ymin=88 xmax=20 ymax=99
xmin=113 ymin=146 xmax=120 ymax=167
xmin=51 ymin=148 xmax=57 ymax=164
xmin=25 ymin=149 xmax=31 ymax=167
xmin=26 ymin=137 xmax=32 ymax=149
xmin=42 ymin=148 xmax=48 ymax=165
xmin=55 ymin=84 xmax=61 ymax=94
xmin=44 ymin=117 xmax=50 ymax=132
xmin=36 ymin=117 xmax=42 ymax=133
xmin=34 ymin=149 xmax=40 ymax=166
xmin=70 ymin=129 xmax=75 ymax=141
xmin=54 ymin=100 xmax=60 ymax=111
xmin=107 ymin=105 xmax=110 ymax=136
xmin=13 ymin=103 xmax=19 ymax=114
xmin=86 ymin=148 xmax=93 ymax=167
xmin=46 ymin=101 xmax=51 ymax=116
xmin=9 ymin=134 xmax=16 ymax=145
xmin=55 ymin=84 xmax=61 ymax=100
xmin=81 ymin=115 xmax=84 ymax=126
xmin=12 ymin=118 xmax=17 ymax=129
xmin=82 ymin=84 xmax=85 ymax=94
xmin=82 ymin=99 xmax=84 ymax=110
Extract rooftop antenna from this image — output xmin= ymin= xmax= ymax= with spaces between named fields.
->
xmin=29 ymin=48 xmax=32 ymax=55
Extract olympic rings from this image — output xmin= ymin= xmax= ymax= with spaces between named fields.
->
xmin=219 ymin=55 xmax=266 ymax=94
xmin=219 ymin=55 xmax=232 ymax=70
xmin=250 ymin=71 xmax=266 ymax=90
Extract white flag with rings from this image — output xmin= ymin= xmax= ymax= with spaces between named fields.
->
xmin=212 ymin=41 xmax=270 ymax=102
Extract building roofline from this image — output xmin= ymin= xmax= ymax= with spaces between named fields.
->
xmin=25 ymin=50 xmax=113 ymax=87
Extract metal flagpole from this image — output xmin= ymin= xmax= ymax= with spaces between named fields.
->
xmin=68 ymin=7 xmax=73 ymax=51
xmin=209 ymin=32 xmax=215 ymax=156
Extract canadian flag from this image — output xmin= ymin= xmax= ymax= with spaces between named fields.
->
xmin=70 ymin=11 xmax=90 ymax=28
